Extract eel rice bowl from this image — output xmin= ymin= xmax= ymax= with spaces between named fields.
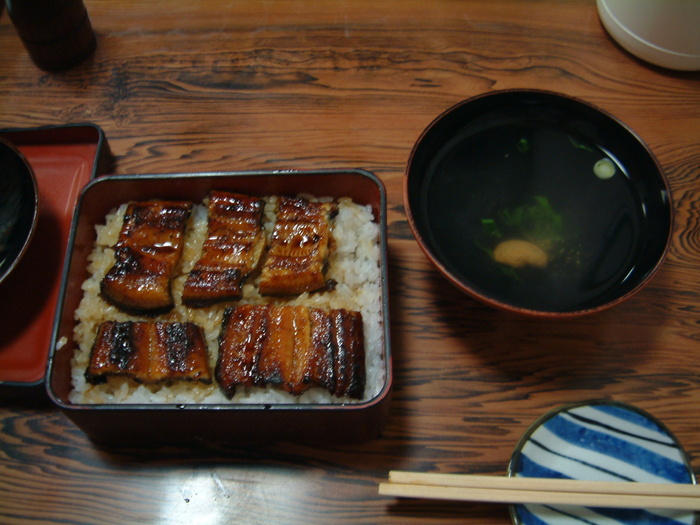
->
xmin=69 ymin=195 xmax=385 ymax=405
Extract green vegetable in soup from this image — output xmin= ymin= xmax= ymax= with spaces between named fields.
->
xmin=516 ymin=137 xmax=531 ymax=154
xmin=492 ymin=196 xmax=562 ymax=246
xmin=476 ymin=195 xmax=565 ymax=277
xmin=567 ymin=135 xmax=594 ymax=153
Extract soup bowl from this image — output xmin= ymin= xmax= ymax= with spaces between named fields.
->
xmin=404 ymin=90 xmax=672 ymax=317
xmin=47 ymin=169 xmax=392 ymax=445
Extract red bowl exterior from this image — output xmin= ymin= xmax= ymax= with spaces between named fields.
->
xmin=47 ymin=169 xmax=392 ymax=445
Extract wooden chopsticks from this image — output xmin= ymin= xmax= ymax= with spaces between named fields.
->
xmin=378 ymin=471 xmax=700 ymax=510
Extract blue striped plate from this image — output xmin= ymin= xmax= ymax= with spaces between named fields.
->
xmin=508 ymin=401 xmax=697 ymax=525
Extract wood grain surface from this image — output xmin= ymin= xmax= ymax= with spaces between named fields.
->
xmin=1 ymin=1 xmax=699 ymax=523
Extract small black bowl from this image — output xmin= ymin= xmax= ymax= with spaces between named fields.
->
xmin=0 ymin=138 xmax=39 ymax=285
xmin=404 ymin=90 xmax=672 ymax=317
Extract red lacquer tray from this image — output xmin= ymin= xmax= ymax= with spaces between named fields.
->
xmin=0 ymin=124 xmax=110 ymax=397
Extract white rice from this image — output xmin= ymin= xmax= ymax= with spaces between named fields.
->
xmin=69 ymin=196 xmax=385 ymax=405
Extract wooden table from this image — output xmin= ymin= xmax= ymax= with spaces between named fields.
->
xmin=1 ymin=1 xmax=699 ymax=523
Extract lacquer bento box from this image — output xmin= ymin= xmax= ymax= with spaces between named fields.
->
xmin=46 ymin=169 xmax=392 ymax=445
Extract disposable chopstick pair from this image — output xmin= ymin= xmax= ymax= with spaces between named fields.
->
xmin=378 ymin=471 xmax=700 ymax=510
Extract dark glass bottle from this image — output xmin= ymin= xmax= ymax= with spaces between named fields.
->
xmin=6 ymin=0 xmax=97 ymax=71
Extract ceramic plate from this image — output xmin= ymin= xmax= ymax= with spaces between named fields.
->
xmin=508 ymin=401 xmax=697 ymax=524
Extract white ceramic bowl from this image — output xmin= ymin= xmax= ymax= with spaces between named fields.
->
xmin=597 ymin=0 xmax=700 ymax=71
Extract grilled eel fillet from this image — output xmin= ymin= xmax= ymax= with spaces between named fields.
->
xmin=258 ymin=196 xmax=338 ymax=296
xmin=100 ymin=201 xmax=192 ymax=315
xmin=182 ymin=191 xmax=265 ymax=307
xmin=85 ymin=321 xmax=212 ymax=385
xmin=216 ymin=304 xmax=365 ymax=399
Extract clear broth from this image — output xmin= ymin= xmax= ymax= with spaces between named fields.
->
xmin=422 ymin=122 xmax=645 ymax=312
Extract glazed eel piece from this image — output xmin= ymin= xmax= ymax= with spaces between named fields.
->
xmin=100 ymin=200 xmax=192 ymax=315
xmin=258 ymin=196 xmax=338 ymax=296
xmin=182 ymin=191 xmax=266 ymax=307
xmin=216 ymin=304 xmax=365 ymax=399
xmin=85 ymin=321 xmax=212 ymax=385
